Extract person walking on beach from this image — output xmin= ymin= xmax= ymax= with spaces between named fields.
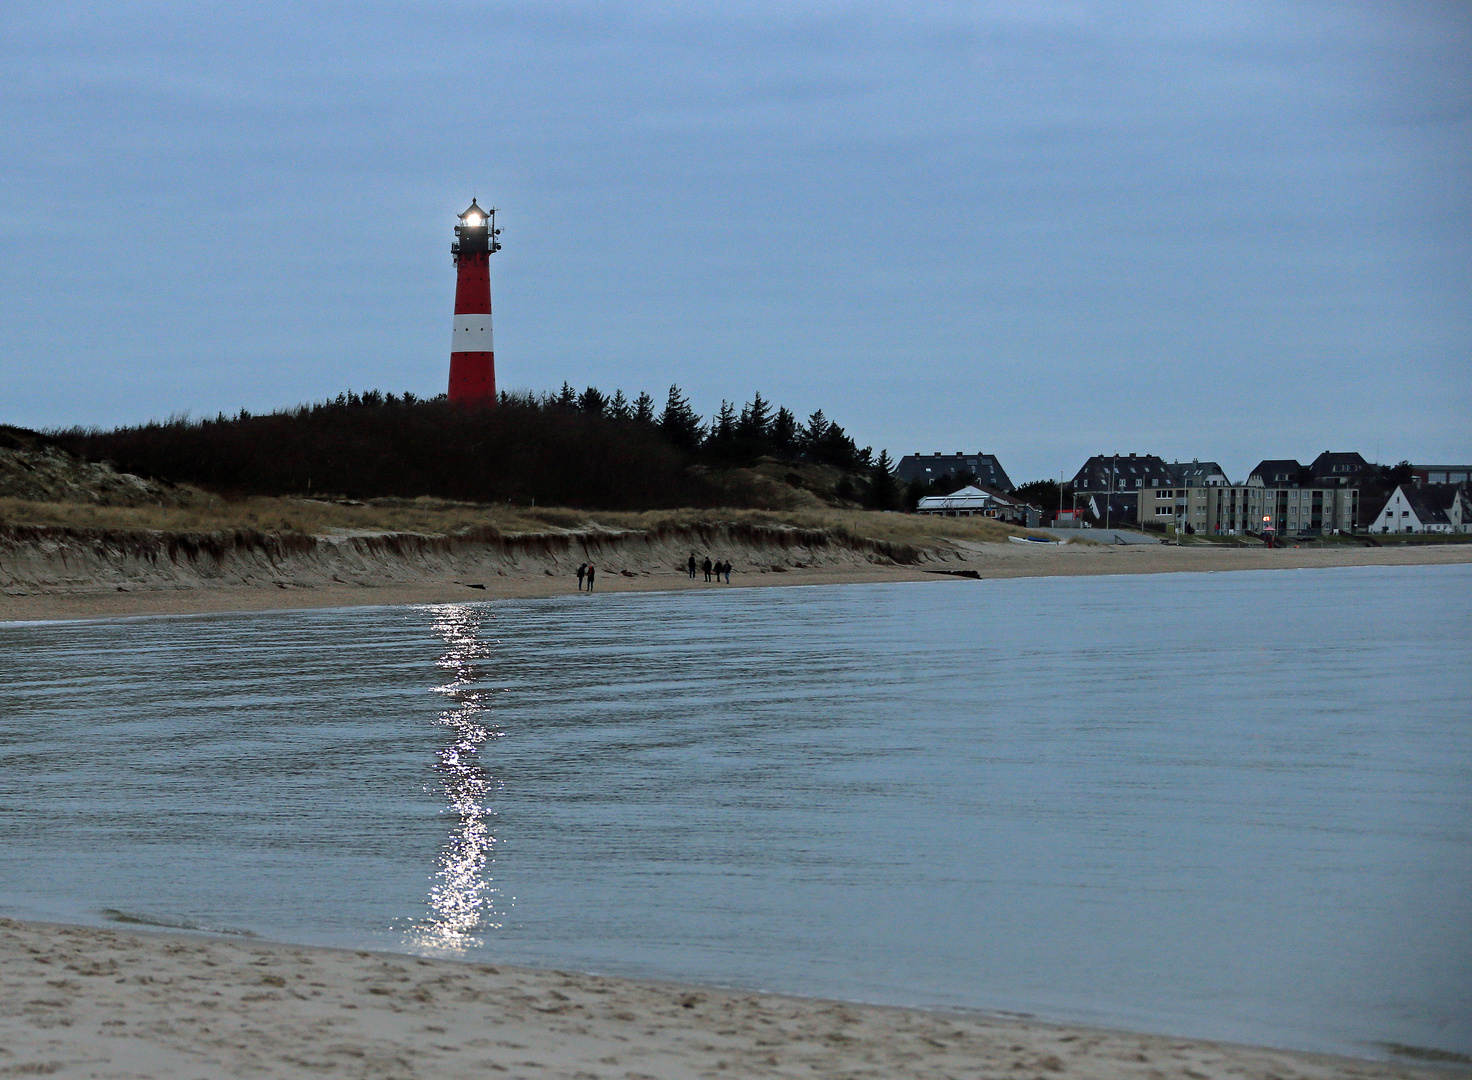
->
xmin=586 ymin=564 xmax=596 ymax=591
xmin=687 ymin=554 xmax=697 ymax=579
xmin=576 ymin=562 xmax=587 ymax=591
xmin=702 ymin=556 xmax=713 ymax=582
xmin=722 ymin=560 xmax=731 ymax=584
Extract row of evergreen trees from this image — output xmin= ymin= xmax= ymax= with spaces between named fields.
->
xmin=520 ymin=383 xmax=875 ymax=472
xmin=58 ymin=384 xmax=903 ymax=511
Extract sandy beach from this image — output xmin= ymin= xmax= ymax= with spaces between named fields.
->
xmin=1 ymin=917 xmax=1454 ymax=1080
xmin=3 ymin=537 xmax=1469 ymax=622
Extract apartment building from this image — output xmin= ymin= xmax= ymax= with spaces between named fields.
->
xmin=1138 ymin=484 xmax=1358 ymax=536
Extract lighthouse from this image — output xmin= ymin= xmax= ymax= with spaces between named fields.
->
xmin=448 ymin=199 xmax=501 ymax=404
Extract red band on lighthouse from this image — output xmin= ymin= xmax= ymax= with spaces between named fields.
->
xmin=448 ymin=199 xmax=499 ymax=405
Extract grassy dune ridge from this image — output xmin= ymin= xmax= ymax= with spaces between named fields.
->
xmin=0 ymin=495 xmax=1033 ymax=547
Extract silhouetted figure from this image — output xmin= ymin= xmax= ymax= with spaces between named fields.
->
xmin=702 ymin=557 xmax=713 ymax=582
xmin=722 ymin=560 xmax=731 ymax=584
xmin=576 ymin=562 xmax=587 ymax=591
xmin=586 ymin=564 xmax=596 ymax=591
xmin=687 ymin=554 xmax=697 ymax=579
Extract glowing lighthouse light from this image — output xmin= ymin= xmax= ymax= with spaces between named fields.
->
xmin=448 ymin=198 xmax=501 ymax=405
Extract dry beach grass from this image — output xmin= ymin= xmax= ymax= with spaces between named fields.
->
xmin=0 ymin=495 xmax=1031 ymax=545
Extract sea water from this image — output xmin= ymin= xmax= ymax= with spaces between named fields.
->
xmin=1 ymin=564 xmax=1468 ymax=1060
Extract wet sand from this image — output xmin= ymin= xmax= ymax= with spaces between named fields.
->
xmin=0 ymin=917 xmax=1449 ymax=1080
xmin=2 ymin=540 xmax=1468 ymax=622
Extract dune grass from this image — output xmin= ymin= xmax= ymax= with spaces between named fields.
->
xmin=0 ymin=495 xmax=1033 ymax=547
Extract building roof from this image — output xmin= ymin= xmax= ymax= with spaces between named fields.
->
xmin=1248 ymin=459 xmax=1306 ymax=487
xmin=1168 ymin=460 xmax=1230 ymax=485
xmin=1071 ymin=453 xmax=1173 ymax=492
xmin=915 ymin=485 xmax=997 ymax=511
xmin=1308 ymin=451 xmax=1371 ymax=480
xmin=1402 ymin=485 xmax=1455 ymax=525
xmin=459 ymin=199 xmax=488 ymax=221
xmin=915 ymin=484 xmax=1039 ymax=518
xmin=896 ymin=452 xmax=1013 ymax=491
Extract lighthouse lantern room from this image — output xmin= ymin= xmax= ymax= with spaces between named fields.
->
xmin=448 ymin=199 xmax=501 ymax=404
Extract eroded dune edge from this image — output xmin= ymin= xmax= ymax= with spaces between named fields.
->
xmin=0 ymin=917 xmax=1448 ymax=1080
xmin=2 ymin=520 xmax=1470 ymax=622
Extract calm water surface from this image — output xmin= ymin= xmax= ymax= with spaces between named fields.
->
xmin=1 ymin=565 xmax=1469 ymax=1060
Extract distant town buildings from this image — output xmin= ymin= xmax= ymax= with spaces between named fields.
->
xmin=897 ymin=443 xmax=1468 ymax=539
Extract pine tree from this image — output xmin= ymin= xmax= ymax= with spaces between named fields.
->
xmin=714 ymin=400 xmax=737 ymax=439
xmin=632 ymin=391 xmax=656 ymax=426
xmin=659 ymin=385 xmax=703 ymax=451
xmin=770 ymin=407 xmax=798 ymax=457
xmin=606 ymin=389 xmax=631 ymax=421
xmin=705 ymin=400 xmax=739 ymax=459
xmin=578 ymin=386 xmax=607 ymax=416
xmin=801 ymin=410 xmax=828 ymax=457
xmin=866 ymin=449 xmax=899 ymax=510
xmin=738 ymin=392 xmax=771 ymax=440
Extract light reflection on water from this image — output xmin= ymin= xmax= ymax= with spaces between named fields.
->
xmin=0 ymin=565 xmax=1469 ymax=1061
xmin=406 ymin=604 xmax=509 ymax=955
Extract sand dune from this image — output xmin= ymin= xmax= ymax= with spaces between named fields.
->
xmin=1 ymin=520 xmax=1468 ymax=622
xmin=0 ymin=917 xmax=1449 ymax=1080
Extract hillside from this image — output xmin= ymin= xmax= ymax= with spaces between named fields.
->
xmin=0 ymin=426 xmax=197 ymax=508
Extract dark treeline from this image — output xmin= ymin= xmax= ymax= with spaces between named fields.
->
xmin=56 ymin=384 xmax=900 ymax=510
xmin=541 ymin=383 xmax=873 ymax=472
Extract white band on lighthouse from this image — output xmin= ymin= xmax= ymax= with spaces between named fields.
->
xmin=450 ymin=314 xmax=493 ymax=353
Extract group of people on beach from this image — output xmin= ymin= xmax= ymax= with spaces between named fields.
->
xmin=576 ymin=555 xmax=732 ymax=591
xmin=688 ymin=554 xmax=732 ymax=583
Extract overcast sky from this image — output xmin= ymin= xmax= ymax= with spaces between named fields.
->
xmin=2 ymin=1 xmax=1467 ymax=482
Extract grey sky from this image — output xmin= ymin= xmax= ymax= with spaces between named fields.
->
xmin=2 ymin=1 xmax=1467 ymax=483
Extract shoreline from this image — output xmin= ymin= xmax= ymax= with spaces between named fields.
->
xmin=4 ymin=541 xmax=1469 ymax=622
xmin=0 ymin=916 xmax=1455 ymax=1080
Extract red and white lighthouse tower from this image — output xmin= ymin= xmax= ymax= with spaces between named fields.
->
xmin=448 ymin=199 xmax=501 ymax=404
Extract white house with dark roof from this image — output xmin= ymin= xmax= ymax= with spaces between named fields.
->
xmin=1370 ymin=485 xmax=1471 ymax=534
